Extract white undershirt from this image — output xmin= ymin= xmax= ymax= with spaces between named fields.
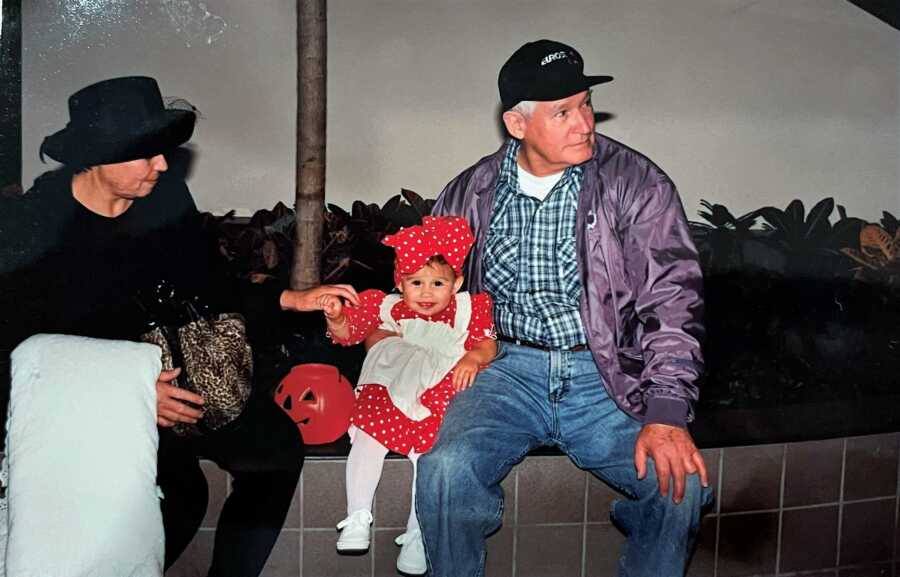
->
xmin=516 ymin=164 xmax=565 ymax=201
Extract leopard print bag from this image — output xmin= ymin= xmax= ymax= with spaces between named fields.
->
xmin=141 ymin=313 xmax=253 ymax=436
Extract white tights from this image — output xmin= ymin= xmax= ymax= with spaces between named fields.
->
xmin=345 ymin=430 xmax=420 ymax=534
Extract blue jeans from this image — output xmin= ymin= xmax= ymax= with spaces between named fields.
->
xmin=416 ymin=343 xmax=713 ymax=577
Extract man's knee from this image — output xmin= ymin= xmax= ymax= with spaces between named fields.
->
xmin=419 ymin=439 xmax=470 ymax=482
xmin=681 ymin=474 xmax=714 ymax=512
xmin=652 ymin=473 xmax=713 ymax=516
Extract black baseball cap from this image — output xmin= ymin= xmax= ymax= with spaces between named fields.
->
xmin=499 ymin=39 xmax=613 ymax=111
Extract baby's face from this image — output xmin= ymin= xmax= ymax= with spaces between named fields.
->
xmin=398 ymin=261 xmax=463 ymax=317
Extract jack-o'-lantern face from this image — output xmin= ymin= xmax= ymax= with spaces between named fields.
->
xmin=274 ymin=363 xmax=355 ymax=445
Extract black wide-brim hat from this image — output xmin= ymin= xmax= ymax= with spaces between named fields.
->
xmin=40 ymin=76 xmax=196 ymax=167
xmin=499 ymin=39 xmax=613 ymax=111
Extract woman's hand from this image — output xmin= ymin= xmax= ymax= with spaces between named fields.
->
xmin=156 ymin=368 xmax=205 ymax=427
xmin=280 ymin=284 xmax=359 ymax=312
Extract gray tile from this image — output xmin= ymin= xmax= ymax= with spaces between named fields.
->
xmin=844 ymin=434 xmax=899 ymax=501
xmin=687 ymin=516 xmax=717 ymax=577
xmin=717 ymin=512 xmax=778 ymax=576
xmin=701 ymin=448 xmax=721 ymax=509
xmin=587 ymin=474 xmax=621 ymax=523
xmin=485 ymin=526 xmax=514 ymax=577
xmin=374 ymin=458 xmax=414 ymax=529
xmin=260 ymin=530 xmax=301 ymax=577
xmin=500 ymin=471 xmax=515 ymax=526
xmin=285 ymin=476 xmax=302 ymax=530
xmin=779 ymin=506 xmax=839 ymax=572
xmin=303 ymin=461 xmax=348 ymax=529
xmin=783 ymin=439 xmax=843 ymax=507
xmin=372 ymin=528 xmax=403 ymax=577
xmin=164 ymin=529 xmax=214 ymax=577
xmin=303 ymin=529 xmax=371 ymax=577
xmin=840 ymin=499 xmax=895 ymax=565
xmin=837 ymin=564 xmax=893 ymax=577
xmin=200 ymin=460 xmax=228 ymax=529
xmin=516 ymin=525 xmax=584 ymax=577
xmin=516 ymin=456 xmax=586 ymax=524
xmin=721 ymin=444 xmax=784 ymax=513
xmin=584 ymin=523 xmax=625 ymax=577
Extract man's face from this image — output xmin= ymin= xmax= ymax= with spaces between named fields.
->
xmin=95 ymin=154 xmax=168 ymax=199
xmin=507 ymin=90 xmax=595 ymax=176
xmin=398 ymin=261 xmax=463 ymax=317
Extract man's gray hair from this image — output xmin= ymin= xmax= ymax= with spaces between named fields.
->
xmin=510 ymin=100 xmax=536 ymax=117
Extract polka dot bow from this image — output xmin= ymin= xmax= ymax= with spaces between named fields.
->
xmin=382 ymin=216 xmax=476 ymax=284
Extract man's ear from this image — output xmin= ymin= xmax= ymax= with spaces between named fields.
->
xmin=453 ymin=275 xmax=464 ymax=294
xmin=502 ymin=110 xmax=527 ymax=140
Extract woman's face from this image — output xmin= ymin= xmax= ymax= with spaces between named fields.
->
xmin=95 ymin=154 xmax=168 ymax=200
xmin=398 ymin=261 xmax=463 ymax=317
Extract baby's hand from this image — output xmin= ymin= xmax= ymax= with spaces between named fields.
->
xmin=319 ymin=294 xmax=344 ymax=321
xmin=451 ymin=356 xmax=481 ymax=391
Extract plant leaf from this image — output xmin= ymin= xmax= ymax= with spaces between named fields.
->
xmin=804 ymin=197 xmax=834 ymax=240
xmin=758 ymin=207 xmax=789 ymax=236
xmin=785 ymin=199 xmax=805 ymax=225
xmin=860 ymin=224 xmax=894 ymax=260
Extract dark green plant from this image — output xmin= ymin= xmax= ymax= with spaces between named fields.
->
xmin=880 ymin=210 xmax=898 ymax=235
xmin=207 ymin=190 xmax=435 ymax=292
xmin=690 ymin=201 xmax=764 ymax=273
xmin=757 ymin=198 xmax=865 ymax=278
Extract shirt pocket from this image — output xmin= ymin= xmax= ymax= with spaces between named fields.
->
xmin=483 ymin=233 xmax=520 ymax=297
xmin=555 ymin=237 xmax=580 ymax=296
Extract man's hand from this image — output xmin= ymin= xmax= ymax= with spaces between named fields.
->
xmin=156 ymin=368 xmax=205 ymax=427
xmin=281 ymin=284 xmax=360 ymax=312
xmin=634 ymin=423 xmax=708 ymax=504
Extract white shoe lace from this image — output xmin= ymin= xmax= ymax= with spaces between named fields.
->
xmin=395 ymin=529 xmax=422 ymax=546
xmin=337 ymin=509 xmax=373 ymax=530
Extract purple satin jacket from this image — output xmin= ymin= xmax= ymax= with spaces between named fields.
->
xmin=432 ymin=135 xmax=705 ymax=428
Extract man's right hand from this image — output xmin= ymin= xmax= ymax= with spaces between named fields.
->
xmin=156 ymin=367 xmax=205 ymax=427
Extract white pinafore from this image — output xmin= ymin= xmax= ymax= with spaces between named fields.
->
xmin=354 ymin=292 xmax=472 ymax=422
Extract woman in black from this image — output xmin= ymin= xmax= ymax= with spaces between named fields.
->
xmin=0 ymin=76 xmax=357 ymax=576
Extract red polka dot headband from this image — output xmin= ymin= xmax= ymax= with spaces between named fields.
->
xmin=382 ymin=216 xmax=476 ymax=285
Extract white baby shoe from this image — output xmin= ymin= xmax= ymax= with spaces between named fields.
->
xmin=395 ymin=529 xmax=427 ymax=575
xmin=336 ymin=509 xmax=373 ymax=552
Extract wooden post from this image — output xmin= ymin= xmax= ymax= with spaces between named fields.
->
xmin=0 ymin=0 xmax=22 ymax=195
xmin=292 ymin=0 xmax=326 ymax=290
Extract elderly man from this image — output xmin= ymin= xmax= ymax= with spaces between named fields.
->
xmin=417 ymin=40 xmax=713 ymax=577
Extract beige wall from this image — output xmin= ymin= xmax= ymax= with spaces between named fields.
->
xmin=22 ymin=0 xmax=297 ymax=215
xmin=23 ymin=0 xmax=900 ymax=221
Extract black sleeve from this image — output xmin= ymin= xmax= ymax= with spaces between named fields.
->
xmin=161 ymin=180 xmax=288 ymax=345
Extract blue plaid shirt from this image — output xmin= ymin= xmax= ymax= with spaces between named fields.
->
xmin=483 ymin=140 xmax=588 ymax=348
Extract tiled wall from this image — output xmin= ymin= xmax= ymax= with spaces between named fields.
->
xmin=166 ymin=432 xmax=900 ymax=577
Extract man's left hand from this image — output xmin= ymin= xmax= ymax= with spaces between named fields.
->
xmin=634 ymin=423 xmax=708 ymax=504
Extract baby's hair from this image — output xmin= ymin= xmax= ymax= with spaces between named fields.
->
xmin=395 ymin=254 xmax=457 ymax=281
xmin=426 ymin=254 xmax=450 ymax=267
xmin=424 ymin=254 xmax=457 ymax=278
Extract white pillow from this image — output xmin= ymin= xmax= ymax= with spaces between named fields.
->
xmin=3 ymin=334 xmax=164 ymax=577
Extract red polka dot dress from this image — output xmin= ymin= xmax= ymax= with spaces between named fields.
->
xmin=332 ymin=288 xmax=494 ymax=454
